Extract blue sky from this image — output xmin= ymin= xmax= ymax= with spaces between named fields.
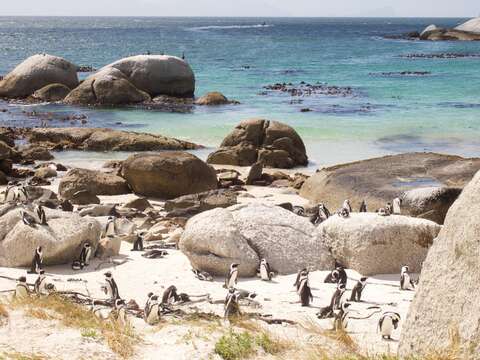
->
xmin=2 ymin=0 xmax=479 ymax=17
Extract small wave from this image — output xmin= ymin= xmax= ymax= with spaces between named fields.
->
xmin=188 ymin=24 xmax=273 ymax=31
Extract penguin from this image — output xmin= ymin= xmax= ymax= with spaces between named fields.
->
xmin=35 ymin=205 xmax=47 ymax=225
xmin=28 ymin=246 xmax=43 ymax=274
xmin=104 ymin=216 xmax=116 ymax=237
xmin=144 ymin=294 xmax=161 ymax=325
xmin=292 ymin=206 xmax=305 ymax=216
xmin=224 ymin=263 xmax=239 ymax=289
xmin=79 ymin=242 xmax=92 ymax=268
xmin=259 ymin=258 xmax=273 ymax=281
xmin=142 ymin=250 xmax=168 ymax=259
xmin=378 ymin=312 xmax=401 ymax=340
xmin=103 ymin=272 xmax=120 ymax=301
xmin=333 ymin=302 xmax=351 ymax=331
xmin=224 ymin=288 xmax=240 ymax=319
xmin=350 ymin=277 xmax=368 ymax=302
xmin=34 ymin=270 xmax=48 ymax=296
xmin=359 ymin=200 xmax=367 ymax=213
xmin=336 ymin=267 xmax=347 ymax=286
xmin=22 ymin=211 xmax=38 ymax=227
xmin=310 ymin=203 xmax=331 ymax=225
xmin=297 ymin=270 xmax=313 ymax=307
xmin=385 ymin=202 xmax=393 ymax=215
xmin=337 ymin=207 xmax=350 ymax=218
xmin=192 ymin=268 xmax=213 ymax=281
xmin=114 ymin=299 xmax=128 ymax=328
xmin=400 ymin=266 xmax=415 ymax=290
xmin=343 ymin=200 xmax=352 ymax=213
xmin=294 ymin=268 xmax=308 ymax=289
xmin=377 ymin=207 xmax=389 ymax=216
xmin=131 ymin=233 xmax=144 ymax=251
xmin=324 ymin=268 xmax=339 ymax=284
xmin=15 ymin=276 xmax=30 ymax=299
xmin=4 ymin=182 xmax=16 ymax=202
xmin=16 ymin=186 xmax=28 ymax=203
xmin=393 ymin=197 xmax=402 ymax=214
xmin=330 ymin=283 xmax=346 ymax=310
xmin=161 ymin=285 xmax=180 ymax=305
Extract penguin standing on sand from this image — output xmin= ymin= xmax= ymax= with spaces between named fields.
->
xmin=114 ymin=299 xmax=128 ymax=327
xmin=224 ymin=263 xmax=239 ymax=289
xmin=343 ymin=200 xmax=352 ymax=213
xmin=333 ymin=302 xmax=351 ymax=331
xmin=378 ymin=312 xmax=401 ymax=340
xmin=28 ymin=246 xmax=43 ymax=274
xmin=224 ymin=288 xmax=240 ymax=319
xmin=259 ymin=258 xmax=273 ymax=281
xmin=34 ymin=270 xmax=48 ymax=295
xmin=4 ymin=182 xmax=16 ymax=203
xmin=131 ymin=232 xmax=144 ymax=251
xmin=359 ymin=200 xmax=367 ymax=213
xmin=400 ymin=266 xmax=415 ymax=290
xmin=297 ymin=270 xmax=313 ymax=307
xmin=15 ymin=276 xmax=30 ymax=299
xmin=103 ymin=272 xmax=120 ymax=301
xmin=393 ymin=197 xmax=402 ymax=214
xmin=294 ymin=268 xmax=308 ymax=289
xmin=35 ymin=204 xmax=47 ymax=225
xmin=385 ymin=202 xmax=393 ymax=215
xmin=79 ymin=243 xmax=92 ymax=268
xmin=330 ymin=283 xmax=347 ymax=310
xmin=144 ymin=294 xmax=161 ymax=325
xmin=104 ymin=216 xmax=116 ymax=237
xmin=350 ymin=277 xmax=368 ymax=302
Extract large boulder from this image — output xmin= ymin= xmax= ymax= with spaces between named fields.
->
xmin=207 ymin=119 xmax=308 ymax=168
xmin=179 ymin=203 xmax=334 ymax=276
xmin=300 ymin=153 xmax=480 ymax=211
xmin=0 ymin=206 xmax=101 ymax=267
xmin=32 ymin=83 xmax=71 ymax=102
xmin=316 ymin=213 xmax=441 ymax=275
xmin=455 ymin=17 xmax=480 ymax=34
xmin=400 ymin=186 xmax=462 ymax=224
xmin=398 ymin=171 xmax=480 ymax=359
xmin=0 ymin=54 xmax=78 ymax=98
xmin=64 ymin=55 xmax=194 ymax=105
xmin=59 ymin=168 xmax=130 ymax=199
xmin=27 ymin=127 xmax=199 ymax=151
xmin=122 ymin=152 xmax=218 ymax=199
xmin=195 ymin=92 xmax=234 ymax=105
xmin=164 ymin=189 xmax=237 ymax=214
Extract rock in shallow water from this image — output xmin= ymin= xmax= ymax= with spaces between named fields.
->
xmin=179 ymin=203 xmax=334 ymax=276
xmin=398 ymin=170 xmax=480 ymax=359
xmin=315 ymin=213 xmax=441 ymax=275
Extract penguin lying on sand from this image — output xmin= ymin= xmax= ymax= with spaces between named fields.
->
xmin=192 ymin=268 xmax=213 ymax=281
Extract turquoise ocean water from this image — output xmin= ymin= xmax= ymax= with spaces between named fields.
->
xmin=1 ymin=17 xmax=480 ymax=167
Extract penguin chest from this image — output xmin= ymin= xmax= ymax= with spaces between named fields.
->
xmin=403 ymin=274 xmax=413 ymax=290
xmin=381 ymin=317 xmax=394 ymax=336
xmin=146 ymin=305 xmax=160 ymax=325
xmin=260 ymin=265 xmax=269 ymax=280
xmin=15 ymin=286 xmax=28 ymax=299
xmin=228 ymin=272 xmax=237 ymax=288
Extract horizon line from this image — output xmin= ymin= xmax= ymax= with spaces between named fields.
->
xmin=0 ymin=15 xmax=474 ymax=19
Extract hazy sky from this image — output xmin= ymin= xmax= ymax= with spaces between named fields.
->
xmin=1 ymin=0 xmax=479 ymax=17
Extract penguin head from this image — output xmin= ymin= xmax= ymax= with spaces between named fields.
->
xmin=18 ymin=276 xmax=27 ymax=283
xmin=401 ymin=266 xmax=409 ymax=274
xmin=360 ymin=276 xmax=368 ymax=283
xmin=115 ymin=299 xmax=125 ymax=308
xmin=228 ymin=288 xmax=236 ymax=294
xmin=231 ymin=263 xmax=239 ymax=269
xmin=84 ymin=242 xmax=91 ymax=248
xmin=147 ymin=292 xmax=154 ymax=299
xmin=39 ymin=270 xmax=45 ymax=276
xmin=104 ymin=271 xmax=112 ymax=278
xmin=37 ymin=246 xmax=43 ymax=253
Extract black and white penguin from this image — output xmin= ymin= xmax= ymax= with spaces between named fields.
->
xmin=192 ymin=268 xmax=213 ymax=281
xmin=330 ymin=283 xmax=347 ymax=310
xmin=333 ymin=302 xmax=351 ymax=331
xmin=22 ymin=211 xmax=38 ymax=227
xmin=294 ymin=268 xmax=308 ymax=289
xmin=4 ymin=182 xmax=16 ymax=203
xmin=292 ymin=206 xmax=305 ymax=216
xmin=377 ymin=207 xmax=390 ymax=216
xmin=16 ymin=186 xmax=28 ymax=203
xmin=79 ymin=242 xmax=92 ymax=268
xmin=114 ymin=299 xmax=128 ymax=328
xmin=35 ymin=205 xmax=47 ymax=225
xmin=325 ymin=267 xmax=347 ymax=286
xmin=224 ymin=288 xmax=240 ymax=319
xmin=144 ymin=294 xmax=161 ymax=325
xmin=378 ymin=312 xmax=401 ymax=339
xmin=103 ymin=272 xmax=120 ymax=301
xmin=297 ymin=270 xmax=313 ymax=307
xmin=131 ymin=233 xmax=144 ymax=251
xmin=350 ymin=277 xmax=368 ymax=302
xmin=310 ymin=203 xmax=331 ymax=225
xmin=343 ymin=199 xmax=352 ymax=213
xmin=161 ymin=285 xmax=180 ymax=305
xmin=259 ymin=258 xmax=273 ymax=281
xmin=336 ymin=267 xmax=347 ymax=286
xmin=34 ymin=270 xmax=48 ymax=295
xmin=224 ymin=263 xmax=239 ymax=289
xmin=359 ymin=200 xmax=367 ymax=213
xmin=385 ymin=202 xmax=393 ymax=215
xmin=142 ymin=250 xmax=168 ymax=259
xmin=15 ymin=275 xmax=30 ymax=299
xmin=28 ymin=246 xmax=43 ymax=274
xmin=337 ymin=206 xmax=350 ymax=219
xmin=104 ymin=216 xmax=116 ymax=237
xmin=393 ymin=197 xmax=402 ymax=214
xmin=400 ymin=266 xmax=415 ymax=290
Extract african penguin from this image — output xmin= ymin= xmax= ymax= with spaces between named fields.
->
xmin=259 ymin=258 xmax=273 ymax=281
xmin=34 ymin=270 xmax=48 ymax=295
xmin=79 ymin=242 xmax=92 ymax=268
xmin=224 ymin=288 xmax=240 ymax=319
xmin=104 ymin=216 xmax=116 ymax=237
xmin=292 ymin=206 xmax=305 ymax=216
xmin=162 ymin=285 xmax=180 ymax=305
xmin=400 ymin=266 xmax=415 ymax=290
xmin=131 ymin=233 xmax=144 ymax=251
xmin=22 ymin=211 xmax=38 ymax=227
xmin=350 ymin=277 xmax=368 ymax=302
xmin=224 ymin=263 xmax=239 ymax=289
xmin=343 ymin=199 xmax=352 ymax=213
xmin=393 ymin=197 xmax=402 ymax=214
xmin=297 ymin=270 xmax=313 ymax=307
xmin=333 ymin=302 xmax=351 ymax=331
xmin=35 ymin=204 xmax=47 ymax=225
xmin=330 ymin=283 xmax=346 ymax=310
xmin=192 ymin=269 xmax=213 ymax=281
xmin=359 ymin=200 xmax=367 ymax=213
xmin=378 ymin=312 xmax=401 ymax=339
xmin=28 ymin=246 xmax=43 ymax=274
xmin=144 ymin=294 xmax=161 ymax=325
xmin=294 ymin=268 xmax=308 ymax=289
xmin=103 ymin=272 xmax=120 ymax=301
xmin=15 ymin=276 xmax=30 ymax=299
xmin=337 ymin=207 xmax=350 ymax=219
xmin=114 ymin=299 xmax=128 ymax=328
xmin=4 ymin=182 xmax=16 ymax=203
